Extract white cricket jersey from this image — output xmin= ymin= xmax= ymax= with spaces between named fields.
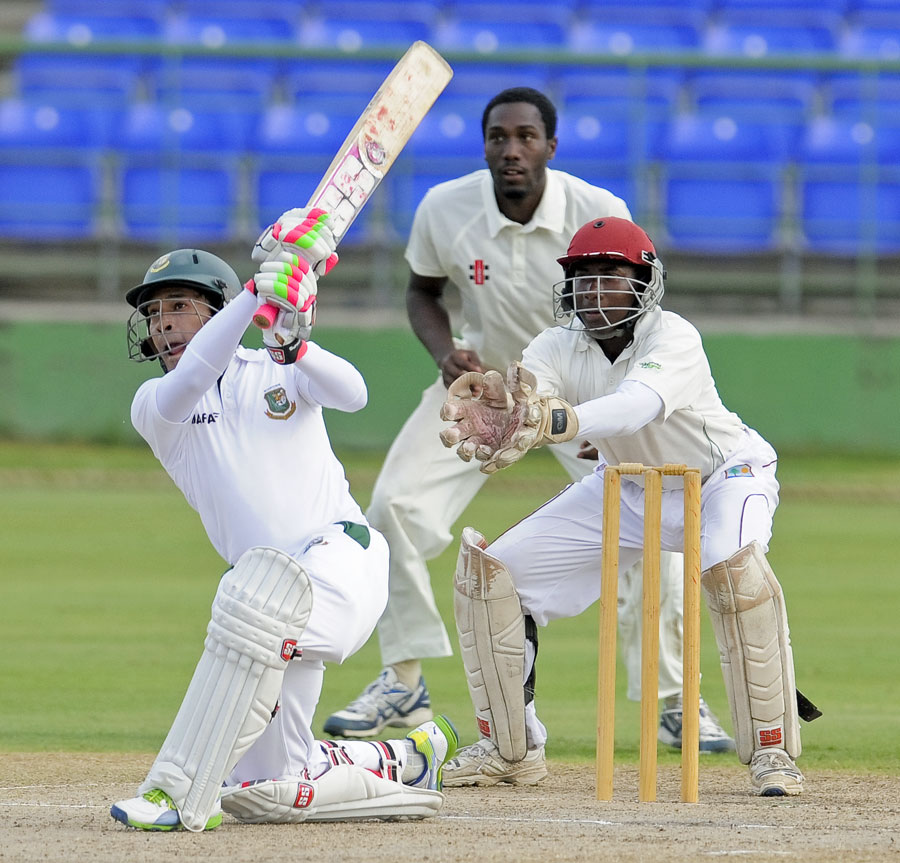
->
xmin=521 ymin=308 xmax=748 ymax=481
xmin=132 ymin=347 xmax=364 ymax=565
xmin=404 ymin=168 xmax=631 ymax=372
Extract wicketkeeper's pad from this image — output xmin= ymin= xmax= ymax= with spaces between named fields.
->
xmin=139 ymin=546 xmax=313 ymax=831
xmin=701 ymin=541 xmax=800 ymax=764
xmin=453 ymin=527 xmax=527 ymax=762
xmin=220 ymin=764 xmax=443 ymax=823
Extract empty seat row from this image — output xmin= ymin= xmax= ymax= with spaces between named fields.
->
xmin=21 ymin=6 xmax=900 ymax=59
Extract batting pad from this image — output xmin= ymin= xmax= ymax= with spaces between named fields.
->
xmin=221 ymin=765 xmax=443 ymax=823
xmin=701 ymin=541 xmax=800 ymax=764
xmin=454 ymin=527 xmax=527 ymax=763
xmin=139 ymin=546 xmax=313 ymax=832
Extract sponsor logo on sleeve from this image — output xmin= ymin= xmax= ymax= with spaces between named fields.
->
xmin=725 ymin=464 xmax=754 ymax=479
xmin=638 ymin=361 xmax=662 ymax=370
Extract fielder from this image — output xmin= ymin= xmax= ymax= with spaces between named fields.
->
xmin=110 ymin=210 xmax=457 ymax=832
xmin=324 ymin=87 xmax=734 ymax=774
xmin=440 ymin=217 xmax=821 ymax=796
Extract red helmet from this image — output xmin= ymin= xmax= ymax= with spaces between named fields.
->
xmin=557 ymin=217 xmax=663 ymax=275
xmin=553 ymin=217 xmax=666 ymax=333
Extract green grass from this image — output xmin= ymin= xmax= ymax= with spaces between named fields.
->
xmin=2 ymin=440 xmax=898 ymax=772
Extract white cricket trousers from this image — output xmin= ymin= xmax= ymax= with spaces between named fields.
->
xmin=228 ymin=523 xmax=390 ymax=783
xmin=486 ymin=428 xmax=780 ymax=745
xmin=366 ymin=375 xmax=686 ymax=699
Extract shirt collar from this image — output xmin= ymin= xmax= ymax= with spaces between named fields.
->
xmin=482 ymin=168 xmax=565 ymax=238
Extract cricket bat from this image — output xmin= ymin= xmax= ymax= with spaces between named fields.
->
xmin=253 ymin=41 xmax=453 ymax=329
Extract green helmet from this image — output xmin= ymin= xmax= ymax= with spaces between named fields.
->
xmin=126 ymin=248 xmax=242 ymax=309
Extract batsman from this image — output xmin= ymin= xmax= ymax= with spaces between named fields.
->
xmin=111 ymin=208 xmax=457 ymax=831
xmin=440 ymin=217 xmax=821 ymax=796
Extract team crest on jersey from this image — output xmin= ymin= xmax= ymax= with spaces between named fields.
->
xmin=263 ymin=385 xmax=296 ymax=420
xmin=639 ymin=361 xmax=662 ymax=370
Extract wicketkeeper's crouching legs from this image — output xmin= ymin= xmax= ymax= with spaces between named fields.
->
xmin=111 ymin=546 xmax=313 ymax=831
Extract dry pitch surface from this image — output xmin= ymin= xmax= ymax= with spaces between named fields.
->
xmin=1 ymin=754 xmax=896 ymax=863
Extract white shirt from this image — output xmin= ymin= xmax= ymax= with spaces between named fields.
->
xmin=132 ymin=295 xmax=365 ymax=565
xmin=521 ymin=308 xmax=749 ymax=481
xmin=404 ymin=168 xmax=631 ymax=373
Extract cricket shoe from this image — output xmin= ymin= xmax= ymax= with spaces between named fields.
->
xmin=323 ymin=667 xmax=433 ymax=738
xmin=658 ymin=694 xmax=736 ymax=753
xmin=750 ymin=748 xmax=804 ymax=796
xmin=110 ymin=788 xmax=222 ymax=831
xmin=406 ymin=714 xmax=459 ymax=791
xmin=441 ymin=737 xmax=548 ymax=787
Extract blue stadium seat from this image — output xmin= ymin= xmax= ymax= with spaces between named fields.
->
xmin=13 ymin=54 xmax=143 ymax=108
xmin=840 ymin=25 xmax=900 ymax=60
xmin=433 ymin=18 xmax=567 ymax=53
xmin=114 ymin=103 xmax=255 ymax=154
xmin=797 ymin=116 xmax=900 ymax=254
xmin=111 ymin=103 xmax=251 ymax=242
xmin=826 ymin=73 xmax=900 ymax=121
xmin=704 ymin=21 xmax=838 ymax=56
xmin=149 ymin=58 xmax=279 ymax=112
xmin=407 ymin=96 xmax=485 ymax=158
xmin=555 ymin=67 xmax=683 ymax=109
xmin=46 ymin=0 xmax=169 ymax=15
xmin=118 ymin=162 xmax=238 ymax=242
xmin=715 ymin=0 xmax=847 ymax=14
xmin=567 ymin=20 xmax=703 ymax=55
xmin=179 ymin=0 xmax=305 ymax=17
xmin=0 ymin=99 xmax=108 ymax=238
xmin=442 ymin=65 xmax=553 ymax=103
xmin=445 ymin=0 xmax=577 ymax=26
xmin=283 ymin=59 xmax=397 ymax=101
xmin=164 ymin=12 xmax=299 ymax=46
xmin=655 ymin=115 xmax=789 ymax=251
xmin=315 ymin=1 xmax=438 ymax=26
xmin=24 ymin=11 xmax=163 ymax=44
xmin=300 ymin=16 xmax=430 ymax=51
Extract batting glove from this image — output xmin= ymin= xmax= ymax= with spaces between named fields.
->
xmin=252 ymin=207 xmax=339 ymax=277
xmin=245 ymin=254 xmax=318 ymax=364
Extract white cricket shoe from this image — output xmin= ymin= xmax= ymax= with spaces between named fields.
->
xmin=750 ymin=748 xmax=804 ymax=796
xmin=442 ymin=737 xmax=548 ymax=787
xmin=110 ymin=788 xmax=222 ymax=831
xmin=658 ymin=694 xmax=736 ymax=753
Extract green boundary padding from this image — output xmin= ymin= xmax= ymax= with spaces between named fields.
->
xmin=1 ymin=322 xmax=898 ymax=452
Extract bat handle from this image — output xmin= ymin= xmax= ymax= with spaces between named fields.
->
xmin=253 ymin=303 xmax=279 ymax=330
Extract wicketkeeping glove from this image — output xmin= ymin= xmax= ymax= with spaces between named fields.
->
xmin=252 ymin=206 xmax=339 ymax=276
xmin=481 ymin=363 xmax=579 ymax=474
xmin=440 ymin=363 xmax=579 ymax=474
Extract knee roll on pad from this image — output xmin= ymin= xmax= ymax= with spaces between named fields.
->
xmin=701 ymin=541 xmax=800 ymax=764
xmin=140 ymin=546 xmax=313 ymax=831
xmin=221 ymin=764 xmax=443 ymax=823
xmin=453 ymin=527 xmax=527 ymax=763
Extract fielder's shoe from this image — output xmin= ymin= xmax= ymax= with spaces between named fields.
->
xmin=442 ymin=737 xmax=548 ymax=787
xmin=323 ymin=667 xmax=433 ymax=738
xmin=406 ymin=714 xmax=459 ymax=791
xmin=750 ymin=748 xmax=804 ymax=796
xmin=110 ymin=788 xmax=222 ymax=831
xmin=658 ymin=694 xmax=736 ymax=753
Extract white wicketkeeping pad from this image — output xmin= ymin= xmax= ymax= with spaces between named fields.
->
xmin=454 ymin=526 xmax=527 ymax=763
xmin=139 ymin=546 xmax=313 ymax=831
xmin=701 ymin=541 xmax=800 ymax=764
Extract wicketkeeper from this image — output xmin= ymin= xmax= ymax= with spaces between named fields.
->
xmin=111 ymin=208 xmax=457 ymax=831
xmin=440 ymin=217 xmax=821 ymax=796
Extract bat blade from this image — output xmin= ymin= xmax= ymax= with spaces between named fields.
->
xmin=254 ymin=41 xmax=453 ymax=329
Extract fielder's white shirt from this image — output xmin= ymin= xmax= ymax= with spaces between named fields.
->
xmin=132 ymin=315 xmax=364 ymax=566
xmin=521 ymin=308 xmax=748 ymax=481
xmin=405 ymin=168 xmax=631 ymax=372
